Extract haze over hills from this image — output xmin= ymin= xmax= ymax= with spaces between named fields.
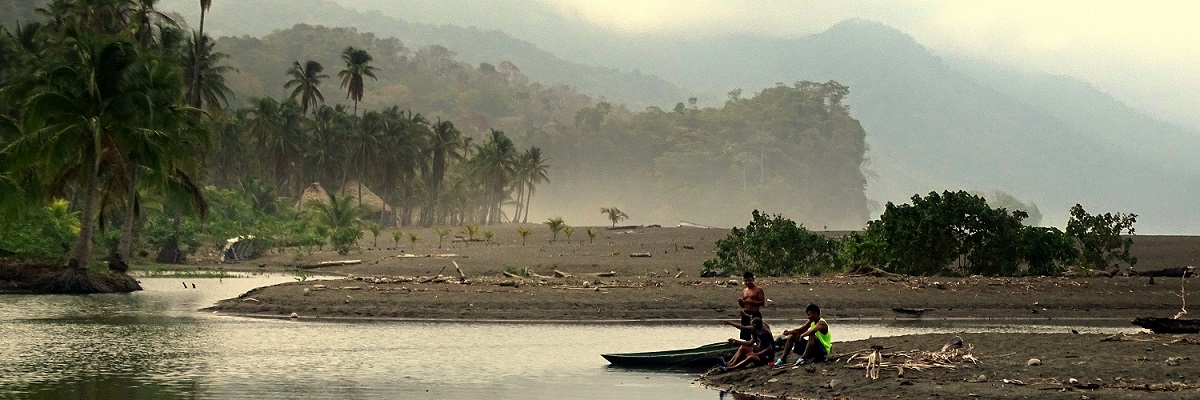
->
xmin=148 ymin=1 xmax=1200 ymax=233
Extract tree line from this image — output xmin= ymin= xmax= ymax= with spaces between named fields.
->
xmin=704 ymin=191 xmax=1136 ymax=278
xmin=0 ymin=0 xmax=552 ymax=291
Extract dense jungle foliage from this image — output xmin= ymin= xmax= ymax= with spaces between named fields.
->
xmin=705 ymin=191 xmax=1136 ymax=277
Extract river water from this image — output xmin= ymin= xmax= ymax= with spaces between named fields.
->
xmin=0 ymin=275 xmax=1133 ymax=399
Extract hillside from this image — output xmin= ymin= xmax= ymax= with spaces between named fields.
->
xmin=156 ymin=0 xmax=690 ymax=109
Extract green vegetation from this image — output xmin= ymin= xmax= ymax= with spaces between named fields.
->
xmin=706 ymin=192 xmax=1138 ymax=278
xmin=600 ymin=207 xmax=628 ymax=228
xmin=586 ymin=227 xmax=599 ymax=244
xmin=1067 ymin=204 xmax=1137 ymax=271
xmin=703 ymin=210 xmax=840 ymax=277
xmin=516 ymin=226 xmax=532 ymax=246
xmin=139 ymin=268 xmax=235 ymax=279
xmin=434 ymin=227 xmax=451 ymax=249
xmin=544 ymin=217 xmax=565 ymax=243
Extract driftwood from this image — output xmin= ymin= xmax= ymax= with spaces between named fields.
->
xmin=299 ymin=259 xmax=362 ymax=269
xmin=892 ymin=307 xmax=936 ymax=317
xmin=502 ymin=271 xmax=523 ymax=278
xmin=629 ymin=252 xmax=652 ymax=258
xmin=452 ymin=261 xmax=467 ymax=283
xmin=1132 ymin=316 xmax=1200 ymax=334
xmin=553 ymin=269 xmax=572 ymax=278
xmin=1135 ymin=267 xmax=1196 ymax=278
xmin=419 ymin=266 xmax=448 ymax=283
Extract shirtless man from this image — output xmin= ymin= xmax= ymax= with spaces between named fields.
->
xmin=736 ymin=271 xmax=765 ymax=340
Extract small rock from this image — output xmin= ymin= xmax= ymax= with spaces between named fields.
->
xmin=828 ymin=379 xmax=841 ymax=389
xmin=1027 ymin=358 xmax=1042 ymax=366
xmin=977 ymin=374 xmax=987 ymax=382
xmin=1068 ymin=378 xmax=1079 ymax=384
xmin=288 ymin=312 xmax=299 ymax=318
xmin=767 ymin=378 xmax=779 ymax=383
xmin=1165 ymin=357 xmax=1183 ymax=366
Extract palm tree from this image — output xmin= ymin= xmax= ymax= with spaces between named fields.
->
xmin=601 ymin=207 xmax=628 ymax=228
xmin=422 ymin=118 xmax=463 ymax=226
xmin=183 ymin=33 xmax=234 ymax=116
xmin=4 ymin=27 xmax=202 ymax=287
xmin=515 ymin=146 xmax=549 ymax=223
xmin=473 ymin=129 xmax=517 ymax=225
xmin=190 ymin=0 xmax=213 ymax=110
xmin=337 ymin=46 xmax=378 ymax=117
xmin=284 ymin=60 xmax=327 ymax=116
xmin=544 ymin=217 xmax=565 ymax=243
xmin=305 ymin=191 xmax=366 ymax=255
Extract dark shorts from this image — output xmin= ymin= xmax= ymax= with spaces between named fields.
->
xmin=800 ymin=337 xmax=828 ymax=362
xmin=740 ymin=310 xmax=763 ymax=340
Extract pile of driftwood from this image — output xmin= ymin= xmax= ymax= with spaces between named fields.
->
xmin=840 ymin=336 xmax=979 ymax=379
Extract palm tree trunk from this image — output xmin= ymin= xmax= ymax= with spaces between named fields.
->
xmin=68 ymin=157 xmax=100 ymax=270
xmin=190 ymin=8 xmax=206 ymax=110
xmin=522 ymin=180 xmax=533 ymax=223
xmin=118 ymin=162 xmax=138 ymax=260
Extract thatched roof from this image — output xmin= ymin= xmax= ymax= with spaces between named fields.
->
xmin=295 ymin=182 xmax=330 ymax=210
xmin=339 ymin=180 xmax=393 ymax=213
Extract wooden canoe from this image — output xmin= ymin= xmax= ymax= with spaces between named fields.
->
xmin=1132 ymin=317 xmax=1200 ymax=334
xmin=602 ymin=342 xmax=738 ymax=368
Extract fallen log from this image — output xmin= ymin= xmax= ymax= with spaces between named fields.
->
xmin=299 ymin=259 xmax=362 ymax=269
xmin=629 ymin=252 xmax=652 ymax=258
xmin=1135 ymin=267 xmax=1196 ymax=278
xmin=553 ymin=269 xmax=572 ymax=278
xmin=1132 ymin=316 xmax=1200 ymax=334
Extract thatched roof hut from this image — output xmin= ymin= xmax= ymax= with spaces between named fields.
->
xmin=339 ymin=180 xmax=393 ymax=213
xmin=295 ymin=182 xmax=330 ymax=210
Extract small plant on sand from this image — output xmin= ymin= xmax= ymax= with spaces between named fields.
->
xmin=586 ymin=227 xmax=599 ymax=244
xmin=517 ymin=226 xmax=532 ymax=246
xmin=600 ymin=207 xmax=628 ymax=228
xmin=366 ymin=222 xmax=382 ymax=248
xmin=464 ymin=224 xmax=480 ymax=246
xmin=563 ymin=226 xmax=575 ymax=243
xmin=408 ymin=232 xmax=419 ymax=247
xmin=392 ymin=231 xmax=403 ymax=249
xmin=545 ymin=217 xmax=566 ymax=243
xmin=504 ymin=265 xmax=530 ymax=277
xmin=294 ymin=269 xmax=311 ymax=282
xmin=483 ymin=230 xmax=495 ymax=244
xmin=435 ymin=227 xmax=451 ymax=249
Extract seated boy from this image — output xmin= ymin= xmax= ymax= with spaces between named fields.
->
xmin=773 ymin=303 xmax=831 ymax=367
xmin=721 ymin=317 xmax=775 ymax=371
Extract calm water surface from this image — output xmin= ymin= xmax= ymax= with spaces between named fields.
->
xmin=0 ymin=275 xmax=1132 ymax=399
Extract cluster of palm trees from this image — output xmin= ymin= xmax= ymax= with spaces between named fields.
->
xmin=212 ymin=47 xmax=550 ymax=228
xmin=0 ymin=0 xmax=553 ymax=286
xmin=0 ymin=0 xmax=217 ymax=286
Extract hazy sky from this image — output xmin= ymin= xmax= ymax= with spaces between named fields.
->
xmin=531 ymin=0 xmax=1200 ymax=131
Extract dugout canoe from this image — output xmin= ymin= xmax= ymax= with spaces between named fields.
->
xmin=601 ymin=342 xmax=737 ymax=368
xmin=1132 ymin=316 xmax=1200 ymax=334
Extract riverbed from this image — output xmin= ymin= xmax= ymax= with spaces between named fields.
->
xmin=0 ymin=276 xmax=1134 ymax=399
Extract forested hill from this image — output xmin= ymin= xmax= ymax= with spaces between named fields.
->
xmin=207 ymin=24 xmax=872 ymax=229
xmin=155 ymin=0 xmax=689 ymax=109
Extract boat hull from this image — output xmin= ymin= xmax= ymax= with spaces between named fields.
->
xmin=602 ymin=342 xmax=738 ymax=368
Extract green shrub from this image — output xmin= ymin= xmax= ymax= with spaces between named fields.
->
xmin=702 ymin=210 xmax=840 ymax=277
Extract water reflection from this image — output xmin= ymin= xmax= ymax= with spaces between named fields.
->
xmin=0 ymin=276 xmax=1135 ymax=400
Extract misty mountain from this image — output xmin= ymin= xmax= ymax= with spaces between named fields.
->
xmin=11 ymin=0 xmax=1196 ymax=232
xmin=156 ymin=0 xmax=689 ymax=109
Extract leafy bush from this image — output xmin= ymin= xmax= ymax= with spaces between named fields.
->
xmin=1017 ymin=227 xmax=1078 ymax=276
xmin=849 ymin=191 xmax=1033 ymax=276
xmin=1066 ymin=204 xmax=1137 ymax=271
xmin=330 ymin=227 xmax=362 ymax=255
xmin=0 ymin=199 xmax=79 ymax=259
xmin=702 ymin=210 xmax=840 ymax=277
